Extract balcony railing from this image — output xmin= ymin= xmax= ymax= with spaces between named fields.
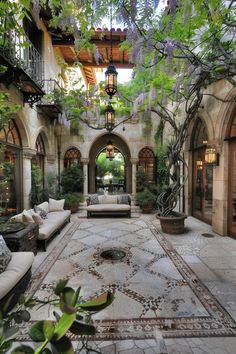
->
xmin=0 ymin=29 xmax=44 ymax=88
xmin=36 ymin=79 xmax=63 ymax=119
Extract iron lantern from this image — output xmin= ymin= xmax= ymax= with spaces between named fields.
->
xmin=105 ymin=102 xmax=115 ymax=132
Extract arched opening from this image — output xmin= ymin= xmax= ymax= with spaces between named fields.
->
xmin=138 ymin=147 xmax=156 ymax=183
xmin=96 ymin=148 xmax=125 ymax=193
xmin=64 ymin=148 xmax=81 ymax=168
xmin=0 ymin=119 xmax=22 ymax=216
xmin=226 ymin=106 xmax=236 ymax=238
xmin=89 ymin=133 xmax=131 ymax=194
xmin=32 ymin=134 xmax=45 ymax=181
xmin=191 ymin=118 xmax=213 ymax=224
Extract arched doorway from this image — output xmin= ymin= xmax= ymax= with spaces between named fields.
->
xmin=89 ymin=134 xmax=131 ymax=194
xmin=191 ymin=118 xmax=213 ymax=224
xmin=226 ymin=108 xmax=236 ymax=238
xmin=0 ymin=119 xmax=22 ymax=214
xmin=96 ymin=148 xmax=125 ymax=193
xmin=32 ymin=134 xmax=45 ymax=181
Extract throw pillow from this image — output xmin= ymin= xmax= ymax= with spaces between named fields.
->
xmin=118 ymin=195 xmax=130 ymax=205
xmin=37 ymin=202 xmax=49 ymax=214
xmin=0 ymin=235 xmax=12 ymax=274
xmin=22 ymin=210 xmax=34 ymax=223
xmin=10 ymin=212 xmax=24 ymax=223
xmin=89 ymin=194 xmax=99 ymax=205
xmin=32 ymin=213 xmax=44 ymax=225
xmin=49 ymin=198 xmax=65 ymax=212
xmin=34 ymin=205 xmax=48 ymax=219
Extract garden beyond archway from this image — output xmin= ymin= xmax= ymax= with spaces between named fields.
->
xmin=88 ymin=133 xmax=131 ymax=194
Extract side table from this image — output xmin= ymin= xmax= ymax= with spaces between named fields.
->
xmin=2 ymin=223 xmax=39 ymax=255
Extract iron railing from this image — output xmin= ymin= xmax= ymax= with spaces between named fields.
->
xmin=0 ymin=29 xmax=44 ymax=87
xmin=40 ymin=79 xmax=62 ymax=104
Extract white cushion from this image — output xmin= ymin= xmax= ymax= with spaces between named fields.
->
xmin=0 ymin=252 xmax=34 ymax=299
xmin=22 ymin=210 xmax=34 ymax=223
xmin=49 ymin=198 xmax=65 ymax=212
xmin=10 ymin=212 xmax=24 ymax=223
xmin=37 ymin=202 xmax=49 ymax=214
xmin=38 ymin=210 xmax=71 ymax=240
xmin=32 ymin=213 xmax=44 ymax=225
xmin=98 ymin=195 xmax=118 ymax=204
xmin=87 ymin=204 xmax=130 ymax=211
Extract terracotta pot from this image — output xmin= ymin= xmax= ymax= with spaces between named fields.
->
xmin=141 ymin=204 xmax=153 ymax=214
xmin=65 ymin=206 xmax=78 ymax=213
xmin=157 ymin=213 xmax=187 ymax=234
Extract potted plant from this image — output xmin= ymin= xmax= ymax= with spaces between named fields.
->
xmin=62 ymin=192 xmax=84 ymax=213
xmin=60 ymin=165 xmax=84 ymax=193
xmin=135 ymin=187 xmax=156 ymax=213
xmin=156 ymin=144 xmax=187 ymax=234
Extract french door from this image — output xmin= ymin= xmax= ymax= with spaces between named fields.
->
xmin=192 ymin=148 xmax=213 ymax=224
xmin=228 ymin=139 xmax=236 ymax=238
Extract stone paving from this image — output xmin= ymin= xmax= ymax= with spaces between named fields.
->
xmin=13 ymin=213 xmax=236 ymax=353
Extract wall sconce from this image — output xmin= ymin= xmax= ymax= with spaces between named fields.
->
xmin=196 ymin=160 xmax=203 ymax=170
xmin=205 ymin=148 xmax=219 ymax=166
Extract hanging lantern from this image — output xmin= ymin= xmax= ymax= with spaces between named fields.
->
xmin=205 ymin=148 xmax=219 ymax=165
xmin=105 ymin=102 xmax=115 ymax=132
xmin=106 ymin=140 xmax=115 ymax=160
xmin=105 ymin=61 xmax=118 ymax=99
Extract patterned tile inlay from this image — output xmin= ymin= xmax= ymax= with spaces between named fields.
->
xmin=19 ymin=218 xmax=236 ymax=341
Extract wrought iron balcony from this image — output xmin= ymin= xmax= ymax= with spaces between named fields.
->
xmin=36 ymin=79 xmax=63 ymax=120
xmin=0 ymin=29 xmax=44 ymax=106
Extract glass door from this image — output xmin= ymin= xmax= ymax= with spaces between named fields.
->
xmin=193 ymin=148 xmax=213 ymax=224
xmin=228 ymin=140 xmax=236 ymax=238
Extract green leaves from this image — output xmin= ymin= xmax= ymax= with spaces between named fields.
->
xmin=79 ymin=291 xmax=115 ymax=313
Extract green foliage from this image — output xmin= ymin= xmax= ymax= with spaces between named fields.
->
xmin=30 ymin=164 xmax=47 ymax=207
xmin=96 ymin=152 xmax=124 ymax=183
xmin=60 ymin=166 xmax=84 ymax=193
xmin=136 ymin=167 xmax=150 ymax=192
xmin=156 ymin=144 xmax=169 ymax=197
xmin=0 ymin=280 xmax=115 ymax=354
xmin=61 ymin=192 xmax=84 ymax=208
xmin=135 ymin=187 xmax=156 ymax=208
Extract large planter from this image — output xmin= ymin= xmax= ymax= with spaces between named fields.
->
xmin=141 ymin=203 xmax=154 ymax=214
xmin=157 ymin=213 xmax=187 ymax=234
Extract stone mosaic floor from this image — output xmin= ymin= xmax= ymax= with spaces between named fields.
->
xmin=14 ymin=214 xmax=236 ymax=353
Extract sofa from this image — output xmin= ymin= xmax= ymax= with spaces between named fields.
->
xmin=86 ymin=194 xmax=131 ymax=218
xmin=0 ymin=235 xmax=34 ymax=312
xmin=10 ymin=199 xmax=71 ymax=251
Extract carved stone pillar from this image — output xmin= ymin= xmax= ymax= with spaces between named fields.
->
xmin=130 ymin=158 xmax=139 ymax=196
xmin=81 ymin=158 xmax=89 ymax=195
xmin=22 ymin=148 xmax=37 ymax=210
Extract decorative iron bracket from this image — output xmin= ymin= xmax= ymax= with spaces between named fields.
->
xmin=23 ymin=92 xmax=44 ymax=108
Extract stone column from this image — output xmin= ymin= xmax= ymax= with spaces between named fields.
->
xmin=130 ymin=158 xmax=139 ymax=196
xmin=81 ymin=158 xmax=89 ymax=196
xmin=22 ymin=148 xmax=36 ymax=210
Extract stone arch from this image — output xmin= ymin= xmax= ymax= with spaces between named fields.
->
xmin=64 ymin=147 xmax=82 ymax=168
xmin=88 ymin=133 xmax=131 ymax=194
xmin=12 ymin=114 xmax=29 ymax=147
xmin=33 ymin=128 xmax=50 ymax=155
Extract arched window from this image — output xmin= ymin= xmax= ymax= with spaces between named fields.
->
xmin=192 ymin=117 xmax=208 ymax=149
xmin=138 ymin=147 xmax=156 ymax=182
xmin=32 ymin=134 xmax=45 ymax=177
xmin=0 ymin=120 xmax=21 ymax=214
xmin=64 ymin=148 xmax=81 ymax=168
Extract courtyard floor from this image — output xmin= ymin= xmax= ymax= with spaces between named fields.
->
xmin=11 ymin=213 xmax=236 ymax=354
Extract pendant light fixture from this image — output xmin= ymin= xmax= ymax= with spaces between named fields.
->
xmin=105 ymin=2 xmax=118 ymax=99
xmin=105 ymin=101 xmax=115 ymax=132
xmin=106 ymin=140 xmax=115 ymax=160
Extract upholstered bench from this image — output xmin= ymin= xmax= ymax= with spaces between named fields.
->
xmin=86 ymin=194 xmax=131 ymax=218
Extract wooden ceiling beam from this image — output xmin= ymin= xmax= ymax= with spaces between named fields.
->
xmin=66 ymin=62 xmax=133 ymax=68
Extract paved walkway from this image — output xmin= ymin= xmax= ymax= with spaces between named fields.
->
xmin=19 ymin=214 xmax=236 ymax=353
